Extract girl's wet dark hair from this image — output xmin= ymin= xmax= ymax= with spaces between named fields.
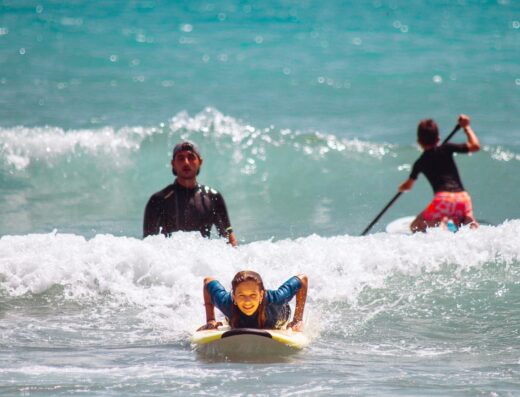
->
xmin=230 ymin=271 xmax=266 ymax=328
xmin=231 ymin=270 xmax=265 ymax=292
xmin=417 ymin=119 xmax=440 ymax=146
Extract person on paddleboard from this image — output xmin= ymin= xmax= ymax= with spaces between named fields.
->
xmin=143 ymin=141 xmax=237 ymax=246
xmin=398 ymin=114 xmax=480 ymax=232
xmin=198 ymin=271 xmax=308 ymax=331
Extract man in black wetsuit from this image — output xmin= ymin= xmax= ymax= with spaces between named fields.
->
xmin=398 ymin=114 xmax=481 ymax=232
xmin=143 ymin=141 xmax=237 ymax=246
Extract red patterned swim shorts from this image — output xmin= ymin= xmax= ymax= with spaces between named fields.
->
xmin=422 ymin=191 xmax=474 ymax=225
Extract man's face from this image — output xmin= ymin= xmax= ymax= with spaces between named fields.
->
xmin=172 ymin=150 xmax=202 ymax=179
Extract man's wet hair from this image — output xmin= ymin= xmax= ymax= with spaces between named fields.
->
xmin=172 ymin=141 xmax=201 ymax=160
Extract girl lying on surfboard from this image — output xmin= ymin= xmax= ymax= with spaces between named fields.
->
xmin=197 ymin=271 xmax=308 ymax=331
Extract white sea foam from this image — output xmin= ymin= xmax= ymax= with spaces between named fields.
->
xmin=0 ymin=125 xmax=158 ymax=170
xmin=0 ymin=109 xmax=394 ymax=172
xmin=3 ymin=109 xmax=517 ymax=175
xmin=484 ymin=145 xmax=520 ymax=162
xmin=169 ymin=107 xmax=394 ymax=161
xmin=1 ymin=221 xmax=518 ymax=343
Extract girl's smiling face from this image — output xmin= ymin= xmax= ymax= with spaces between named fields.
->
xmin=233 ymin=280 xmax=264 ymax=316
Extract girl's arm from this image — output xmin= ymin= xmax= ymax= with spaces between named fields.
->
xmin=287 ymin=274 xmax=308 ymax=331
xmin=197 ymin=277 xmax=223 ymax=331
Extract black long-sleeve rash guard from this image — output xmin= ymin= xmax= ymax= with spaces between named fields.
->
xmin=410 ymin=143 xmax=470 ymax=193
xmin=143 ymin=182 xmax=232 ymax=239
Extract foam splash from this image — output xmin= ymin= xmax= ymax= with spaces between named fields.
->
xmin=1 ymin=221 xmax=519 ymax=341
xmin=169 ymin=107 xmax=394 ymax=162
xmin=0 ymin=125 xmax=159 ymax=170
xmin=4 ymin=108 xmax=517 ymax=176
xmin=0 ymin=108 xmax=394 ymax=172
xmin=483 ymin=145 xmax=520 ymax=162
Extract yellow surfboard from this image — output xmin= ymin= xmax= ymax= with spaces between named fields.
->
xmin=191 ymin=326 xmax=310 ymax=358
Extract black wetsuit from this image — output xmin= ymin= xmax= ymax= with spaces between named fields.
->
xmin=143 ymin=182 xmax=232 ymax=239
xmin=410 ymin=143 xmax=469 ymax=193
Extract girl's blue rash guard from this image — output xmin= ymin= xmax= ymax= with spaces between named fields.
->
xmin=207 ymin=276 xmax=302 ymax=321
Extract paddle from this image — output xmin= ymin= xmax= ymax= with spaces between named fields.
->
xmin=360 ymin=123 xmax=462 ymax=236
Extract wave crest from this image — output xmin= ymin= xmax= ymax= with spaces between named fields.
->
xmin=0 ymin=125 xmax=158 ymax=170
xmin=1 ymin=108 xmax=395 ymax=172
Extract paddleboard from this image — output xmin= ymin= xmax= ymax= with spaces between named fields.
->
xmin=386 ymin=216 xmax=415 ymax=234
xmin=386 ymin=216 xmax=459 ymax=234
xmin=191 ymin=326 xmax=309 ymax=358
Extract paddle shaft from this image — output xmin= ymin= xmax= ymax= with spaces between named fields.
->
xmin=360 ymin=124 xmax=462 ymax=236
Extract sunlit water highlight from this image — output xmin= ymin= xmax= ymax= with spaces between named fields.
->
xmin=1 ymin=1 xmax=520 ymax=395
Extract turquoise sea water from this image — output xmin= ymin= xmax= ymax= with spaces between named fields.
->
xmin=1 ymin=1 xmax=520 ymax=396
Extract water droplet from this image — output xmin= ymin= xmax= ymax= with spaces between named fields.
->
xmin=0 ymin=27 xmax=8 ymax=36
xmin=513 ymin=21 xmax=520 ymax=29
xmin=19 ymin=48 xmax=26 ymax=55
xmin=202 ymin=54 xmax=210 ymax=63
xmin=255 ymin=35 xmax=263 ymax=44
xmin=181 ymin=24 xmax=193 ymax=33
xmin=36 ymin=5 xmax=43 ymax=13
xmin=283 ymin=67 xmax=291 ymax=75
xmin=61 ymin=17 xmax=83 ymax=26
xmin=179 ymin=36 xmax=195 ymax=45
xmin=218 ymin=13 xmax=226 ymax=21
xmin=109 ymin=54 xmax=118 ymax=62
xmin=433 ymin=75 xmax=443 ymax=84
xmin=515 ymin=78 xmax=520 ymax=86
xmin=161 ymin=80 xmax=174 ymax=87
xmin=352 ymin=37 xmax=362 ymax=46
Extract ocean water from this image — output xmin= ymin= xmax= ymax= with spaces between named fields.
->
xmin=1 ymin=1 xmax=520 ymax=396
